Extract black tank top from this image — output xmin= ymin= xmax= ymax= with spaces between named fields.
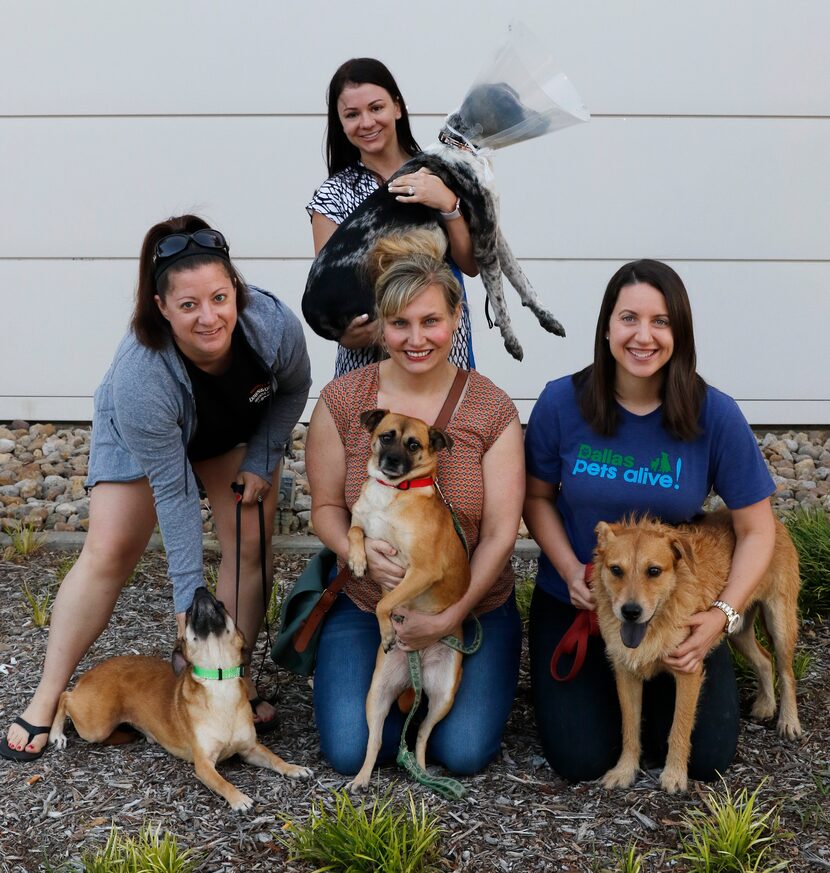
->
xmin=179 ymin=327 xmax=272 ymax=462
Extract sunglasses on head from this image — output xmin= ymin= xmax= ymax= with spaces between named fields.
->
xmin=153 ymin=229 xmax=229 ymax=263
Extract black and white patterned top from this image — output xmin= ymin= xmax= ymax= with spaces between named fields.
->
xmin=307 ymin=163 xmax=474 ymax=377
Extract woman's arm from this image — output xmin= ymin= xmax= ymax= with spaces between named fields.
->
xmin=240 ymin=299 xmax=311 ymax=488
xmin=388 ymin=168 xmax=478 ymax=276
xmin=395 ymin=417 xmax=524 ymax=650
xmin=311 ymin=211 xmax=338 ymax=255
xmin=306 ymin=400 xmax=351 ymax=560
xmin=523 ymin=474 xmax=595 ymax=610
xmin=664 ymin=499 xmax=776 ymax=673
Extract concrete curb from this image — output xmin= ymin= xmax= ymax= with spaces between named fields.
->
xmin=1 ymin=530 xmax=542 ymax=559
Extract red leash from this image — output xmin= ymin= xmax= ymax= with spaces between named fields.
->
xmin=549 ymin=562 xmax=600 ymax=682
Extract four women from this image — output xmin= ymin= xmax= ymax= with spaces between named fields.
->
xmin=1 ymin=58 xmax=780 ymax=787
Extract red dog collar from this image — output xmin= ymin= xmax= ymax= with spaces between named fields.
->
xmin=378 ymin=476 xmax=435 ymax=491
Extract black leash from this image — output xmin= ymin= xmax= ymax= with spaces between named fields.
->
xmin=231 ymin=482 xmax=273 ymax=694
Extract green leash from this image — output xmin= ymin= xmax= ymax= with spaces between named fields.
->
xmin=395 ymin=615 xmax=483 ymax=800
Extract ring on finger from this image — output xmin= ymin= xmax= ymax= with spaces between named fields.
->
xmin=408 ymin=185 xmax=414 ymax=196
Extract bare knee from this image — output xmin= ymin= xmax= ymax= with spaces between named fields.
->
xmin=74 ymin=537 xmax=143 ymax=585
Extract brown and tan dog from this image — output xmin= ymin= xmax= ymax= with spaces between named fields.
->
xmin=593 ymin=510 xmax=801 ymax=794
xmin=345 ymin=409 xmax=470 ymax=791
xmin=49 ymin=587 xmax=311 ymax=810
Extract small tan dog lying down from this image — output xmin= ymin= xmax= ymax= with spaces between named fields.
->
xmin=50 ymin=587 xmax=311 ymax=810
xmin=593 ymin=510 xmax=801 ymax=794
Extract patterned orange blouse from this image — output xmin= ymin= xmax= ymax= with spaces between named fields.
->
xmin=319 ymin=364 xmax=519 ymax=614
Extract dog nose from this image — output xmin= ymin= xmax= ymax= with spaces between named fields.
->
xmin=621 ymin=602 xmax=642 ymax=622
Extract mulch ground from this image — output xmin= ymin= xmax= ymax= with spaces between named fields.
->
xmin=0 ymin=550 xmax=828 ymax=872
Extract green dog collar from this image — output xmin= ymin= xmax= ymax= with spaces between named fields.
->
xmin=191 ymin=664 xmax=246 ymax=680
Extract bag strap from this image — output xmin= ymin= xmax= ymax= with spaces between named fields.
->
xmin=292 ymin=565 xmax=350 ymax=653
xmin=434 ymin=368 xmax=469 ymax=431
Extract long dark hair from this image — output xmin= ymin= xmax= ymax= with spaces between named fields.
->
xmin=574 ymin=259 xmax=706 ymax=441
xmin=131 ymin=214 xmax=249 ymax=350
xmin=325 ymin=58 xmax=420 ymax=176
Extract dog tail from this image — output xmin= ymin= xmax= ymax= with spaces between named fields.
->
xmin=48 ymin=692 xmax=70 ymax=746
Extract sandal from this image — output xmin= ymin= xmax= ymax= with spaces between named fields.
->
xmin=0 ymin=716 xmax=51 ymax=762
xmin=249 ymin=695 xmax=279 ymax=735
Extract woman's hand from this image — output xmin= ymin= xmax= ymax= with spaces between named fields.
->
xmin=663 ymin=607 xmax=727 ymax=673
xmin=235 ymin=471 xmax=270 ymax=505
xmin=388 ymin=168 xmax=457 ymax=213
xmin=339 ymin=313 xmax=377 ymax=349
xmin=566 ymin=564 xmax=595 ymax=611
xmin=392 ymin=604 xmax=462 ymax=652
xmin=365 ymin=538 xmax=405 ymax=588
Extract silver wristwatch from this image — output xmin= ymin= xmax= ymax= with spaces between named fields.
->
xmin=711 ymin=599 xmax=741 ymax=634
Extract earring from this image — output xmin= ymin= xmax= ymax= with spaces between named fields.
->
xmin=604 ymin=333 xmax=609 ymax=340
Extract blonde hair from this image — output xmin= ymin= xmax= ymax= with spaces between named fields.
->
xmin=368 ymin=229 xmax=462 ymax=337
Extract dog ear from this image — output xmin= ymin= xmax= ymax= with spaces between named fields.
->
xmin=595 ymin=521 xmax=615 ymax=548
xmin=360 ymin=408 xmax=389 ymax=433
xmin=428 ymin=427 xmax=454 ymax=453
xmin=669 ymin=534 xmax=696 ymax=572
xmin=171 ymin=638 xmax=189 ymax=676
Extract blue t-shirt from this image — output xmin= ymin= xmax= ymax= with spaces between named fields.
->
xmin=524 ymin=376 xmax=775 ymax=604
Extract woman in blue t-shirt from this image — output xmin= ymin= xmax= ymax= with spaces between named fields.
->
xmin=523 ymin=259 xmax=776 ymax=783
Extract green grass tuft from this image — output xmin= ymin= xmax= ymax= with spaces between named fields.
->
xmin=675 ymin=779 xmax=789 ymax=872
xmin=22 ymin=580 xmax=53 ymax=627
xmin=2 ymin=519 xmax=46 ymax=561
xmin=784 ymin=507 xmax=830 ymax=619
xmin=67 ymin=822 xmax=198 ymax=872
xmin=277 ymin=788 xmax=443 ymax=873
xmin=515 ymin=574 xmax=535 ymax=623
xmin=606 ymin=840 xmax=647 ymax=872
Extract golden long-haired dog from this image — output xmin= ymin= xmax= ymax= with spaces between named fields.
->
xmin=593 ymin=510 xmax=801 ymax=793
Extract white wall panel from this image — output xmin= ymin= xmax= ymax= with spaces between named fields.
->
xmin=1 ymin=116 xmax=827 ymax=260
xmin=1 ymin=260 xmax=826 ymax=424
xmin=3 ymin=1 xmax=828 ymax=116
xmin=1 ymin=1 xmax=827 ymax=425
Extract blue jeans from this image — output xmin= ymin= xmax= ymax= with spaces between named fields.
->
xmin=314 ymin=593 xmax=521 ymax=776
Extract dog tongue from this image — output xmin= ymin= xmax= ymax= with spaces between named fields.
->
xmin=620 ymin=621 xmax=648 ymax=649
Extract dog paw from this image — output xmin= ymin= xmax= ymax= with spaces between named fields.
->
xmin=659 ymin=767 xmax=688 ymax=794
xmin=229 ymin=792 xmax=254 ymax=812
xmin=346 ymin=775 xmax=370 ymax=793
xmin=750 ymin=697 xmax=776 ymax=721
xmin=601 ymin=764 xmax=637 ymax=790
xmin=49 ymin=731 xmax=67 ymax=750
xmin=777 ymin=715 xmax=802 ymax=740
xmin=348 ymin=555 xmax=367 ymax=578
xmin=284 ymin=764 xmax=313 ymax=780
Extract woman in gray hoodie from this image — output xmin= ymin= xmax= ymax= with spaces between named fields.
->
xmin=1 ymin=215 xmax=311 ymax=761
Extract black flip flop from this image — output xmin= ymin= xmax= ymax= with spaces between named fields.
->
xmin=250 ymin=696 xmax=279 ymax=735
xmin=0 ymin=716 xmax=50 ymax=762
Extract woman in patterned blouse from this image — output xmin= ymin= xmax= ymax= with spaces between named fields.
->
xmin=305 ymin=228 xmax=523 ymax=777
xmin=307 ymin=57 xmax=478 ymax=376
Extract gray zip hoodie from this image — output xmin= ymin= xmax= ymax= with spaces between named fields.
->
xmin=87 ymin=286 xmax=311 ymax=612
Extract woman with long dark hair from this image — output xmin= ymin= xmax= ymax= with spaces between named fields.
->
xmin=307 ymin=57 xmax=478 ymax=376
xmin=523 ymin=259 xmax=776 ymax=783
xmin=1 ymin=215 xmax=310 ymax=761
